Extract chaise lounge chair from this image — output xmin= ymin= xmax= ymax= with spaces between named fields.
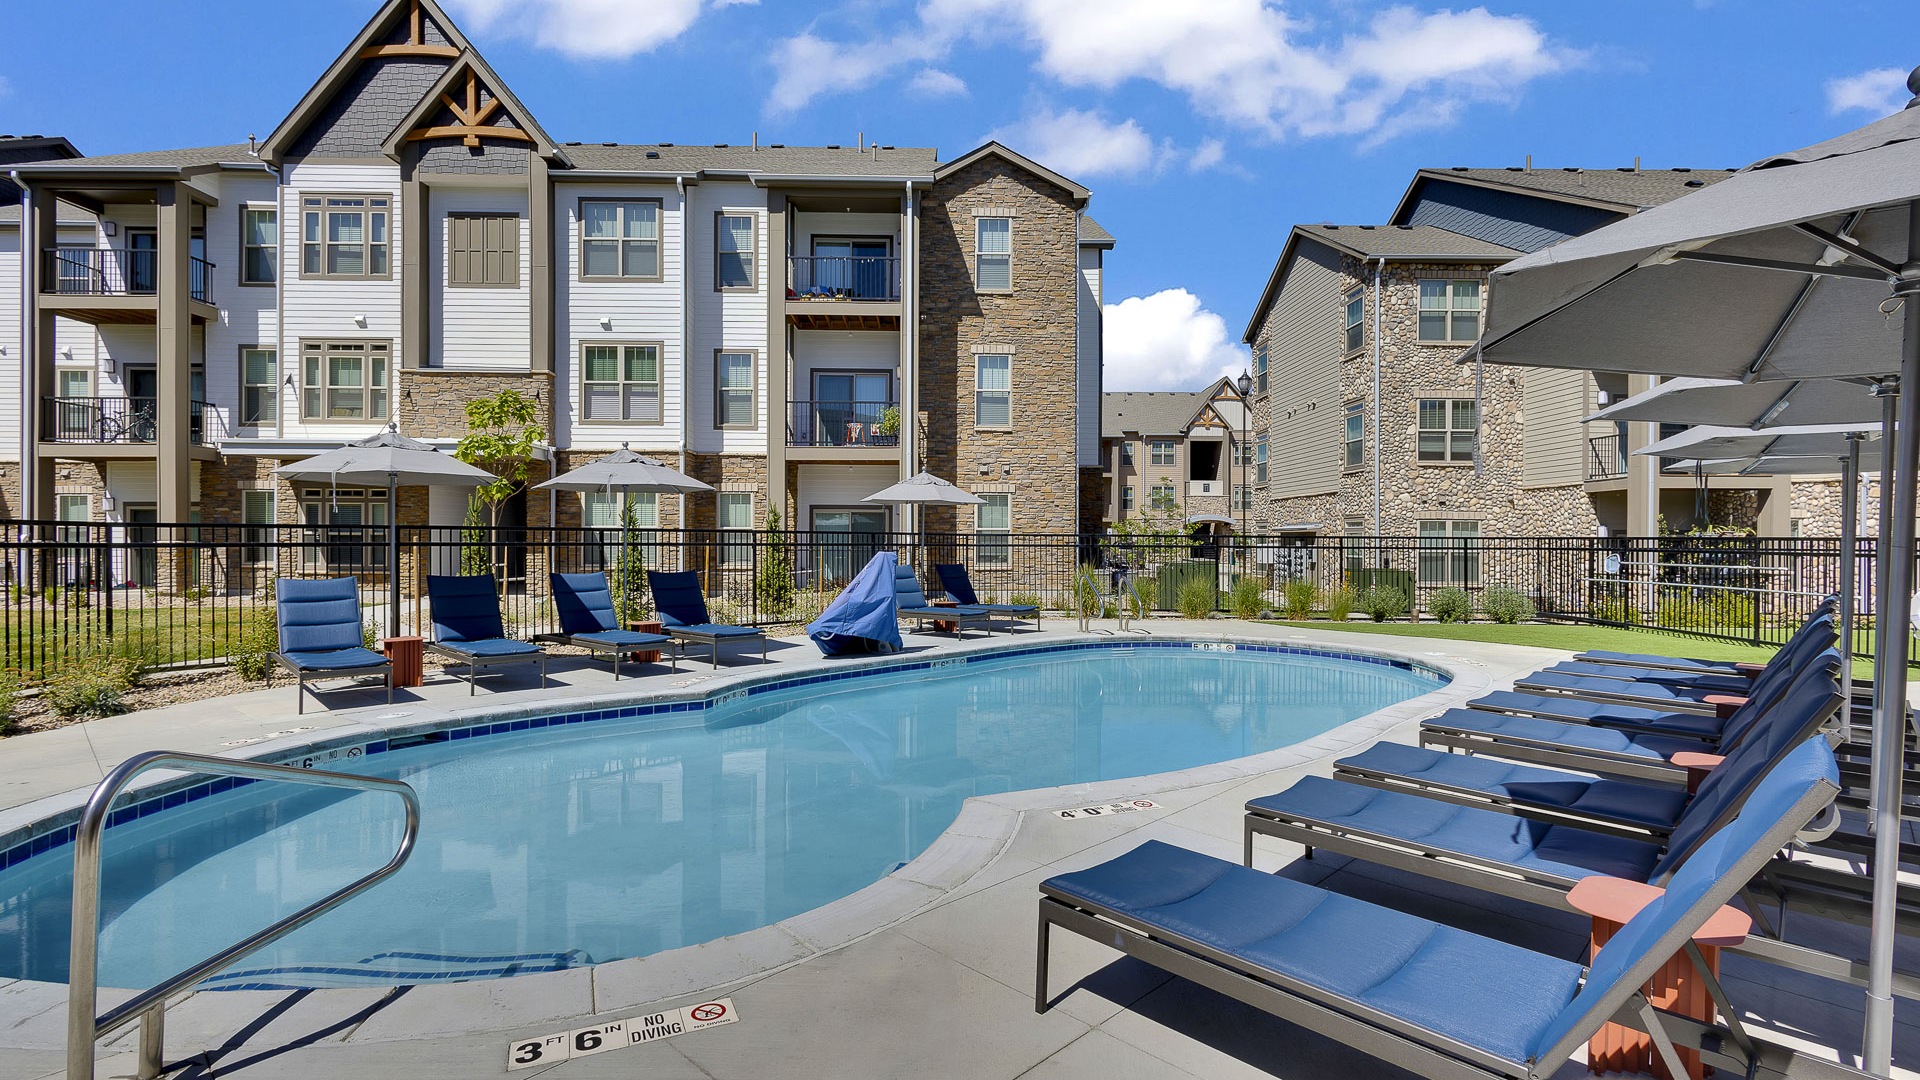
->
xmin=1038 ymin=735 xmax=1841 ymax=1080
xmin=894 ymin=563 xmax=993 ymax=639
xmin=537 ymin=571 xmax=678 ymax=680
xmin=934 ymin=563 xmax=1039 ymax=631
xmin=1574 ymin=596 xmax=1835 ymax=674
xmin=648 ymin=570 xmax=766 ymax=668
xmin=274 ymin=576 xmax=392 ymax=715
xmin=425 ymin=574 xmax=548 ymax=695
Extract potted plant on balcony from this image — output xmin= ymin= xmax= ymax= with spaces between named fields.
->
xmin=875 ymin=406 xmax=901 ymax=444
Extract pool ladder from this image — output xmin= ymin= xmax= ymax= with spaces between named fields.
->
xmin=65 ymin=750 xmax=421 ymax=1080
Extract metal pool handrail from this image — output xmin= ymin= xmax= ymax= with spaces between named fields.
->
xmin=66 ymin=750 xmax=421 ymax=1080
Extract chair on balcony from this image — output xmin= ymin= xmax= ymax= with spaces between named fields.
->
xmin=425 ymin=575 xmax=548 ymax=695
xmin=537 ymin=571 xmax=678 ymax=680
xmin=273 ymin=577 xmax=391 ymax=714
xmin=647 ymin=570 xmax=766 ymax=668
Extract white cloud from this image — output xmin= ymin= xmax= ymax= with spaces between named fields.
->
xmin=447 ymin=0 xmax=725 ymax=59
xmin=768 ymin=32 xmax=943 ymax=114
xmin=990 ymin=108 xmax=1158 ymax=178
xmin=908 ymin=69 xmax=968 ymax=97
xmin=1189 ymin=137 xmax=1226 ymax=172
xmin=1827 ymin=67 xmax=1909 ymax=116
xmin=1103 ymin=289 xmax=1249 ymax=391
xmin=774 ymin=1 xmax=1571 ymax=144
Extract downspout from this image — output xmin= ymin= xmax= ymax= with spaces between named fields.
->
xmin=902 ymin=179 xmax=917 ymax=534
xmin=268 ymin=159 xmax=286 ymax=442
xmin=677 ymin=175 xmax=690 ymax=535
xmin=11 ymin=171 xmax=29 ymax=530
xmin=1370 ymin=256 xmax=1385 ymax=537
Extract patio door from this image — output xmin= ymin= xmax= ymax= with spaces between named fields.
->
xmin=126 ymin=507 xmax=158 ymax=588
xmin=811 ymin=508 xmax=888 ymax=585
xmin=811 ymin=238 xmax=890 ymax=298
xmin=125 ymin=229 xmax=157 ymax=294
xmin=812 ymin=372 xmax=892 ymax=446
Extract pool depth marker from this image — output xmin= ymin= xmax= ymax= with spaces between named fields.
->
xmin=507 ymin=998 xmax=740 ymax=1070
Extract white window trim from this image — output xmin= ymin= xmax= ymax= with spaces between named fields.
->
xmin=974 ymin=492 xmax=1011 ymax=566
xmin=714 ymin=349 xmax=757 ymax=429
xmin=1416 ymin=396 xmax=1478 ymax=465
xmin=239 ymin=345 xmax=277 ymax=427
xmin=1416 ymin=278 xmax=1484 ymax=345
xmin=974 ymin=216 xmax=1012 ymax=293
xmin=717 ymin=492 xmax=755 ymax=567
xmin=578 ymin=198 xmax=664 ymax=282
xmin=580 ymin=341 xmax=666 ymax=425
xmin=240 ymin=204 xmax=277 ymax=286
xmin=974 ymin=353 xmax=1012 ymax=430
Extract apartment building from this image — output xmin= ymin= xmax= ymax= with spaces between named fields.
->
xmin=1241 ymin=165 xmax=1849 ymax=557
xmin=0 ymin=0 xmax=1110 ymax=587
xmin=1097 ymin=378 xmax=1252 ymax=537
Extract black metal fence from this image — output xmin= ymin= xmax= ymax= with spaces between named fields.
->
xmin=0 ymin=521 xmax=1894 ymax=681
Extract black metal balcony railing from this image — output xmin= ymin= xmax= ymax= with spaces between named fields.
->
xmin=42 ymin=397 xmax=214 ymax=446
xmin=787 ymin=400 xmax=900 ymax=447
xmin=1587 ymin=433 xmax=1628 ymax=481
xmin=787 ymin=256 xmax=899 ymax=301
xmin=43 ymin=248 xmax=214 ymax=305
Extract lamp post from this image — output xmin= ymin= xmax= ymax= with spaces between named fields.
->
xmin=1235 ymin=370 xmax=1253 ymax=563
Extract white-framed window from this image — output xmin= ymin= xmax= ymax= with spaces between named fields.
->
xmin=1417 ymin=398 xmax=1477 ymax=463
xmin=1234 ymin=486 xmax=1254 ymax=512
xmin=1235 ymin=440 xmax=1255 ymax=467
xmin=55 ymin=493 xmax=89 ymax=526
xmin=975 ymin=216 xmax=1011 ymax=291
xmin=1418 ymin=279 xmax=1482 ymax=343
xmin=1418 ymin=519 xmax=1482 ymax=585
xmin=1345 ymin=515 xmax=1367 ymax=536
xmin=1120 ymin=442 xmax=1135 ymax=466
xmin=715 ymin=213 xmax=755 ymax=290
xmin=715 ymin=351 xmax=755 ymax=428
xmin=718 ymin=492 xmax=754 ymax=567
xmin=582 ymin=343 xmax=663 ymax=423
xmin=301 ymin=194 xmax=389 ymax=278
xmin=448 ymin=213 xmax=520 ymax=288
xmin=300 ymin=487 xmax=388 ymax=568
xmin=241 ymin=488 xmax=276 ymax=564
xmin=584 ymin=490 xmax=659 ymax=528
xmin=975 ymin=353 xmax=1011 ymax=428
xmin=1150 ymin=482 xmax=1177 ymax=511
xmin=1254 ymin=345 xmax=1268 ymax=395
xmin=1254 ymin=439 xmax=1268 ymax=484
xmin=1120 ymin=486 xmax=1134 ymax=512
xmin=56 ymin=367 xmax=92 ymax=399
xmin=300 ymin=340 xmax=389 ymax=421
xmin=975 ymin=493 xmax=1010 ymax=566
xmin=240 ymin=347 xmax=277 ymax=425
xmin=1345 ymin=292 xmax=1364 ymax=352
xmin=1344 ymin=401 xmax=1364 ymax=470
xmin=580 ymin=199 xmax=661 ymax=280
xmin=1148 ymin=440 xmax=1176 ymax=466
xmin=241 ymin=206 xmax=276 ymax=285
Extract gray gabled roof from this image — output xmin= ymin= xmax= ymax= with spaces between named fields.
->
xmin=1390 ymin=166 xmax=1735 ymax=222
xmin=9 ymin=144 xmax=261 ymax=171
xmin=0 ymin=135 xmax=82 ymax=165
xmin=381 ymin=50 xmax=560 ymax=162
xmin=556 ymin=143 xmax=939 ymax=177
xmin=1077 ymin=214 xmax=1114 ymax=247
xmin=1297 ymin=223 xmax=1521 ymax=260
xmin=937 ymin=141 xmax=1091 ymax=205
xmin=0 ymin=199 xmax=100 ymax=226
xmin=1102 ymin=380 xmax=1241 ymax=438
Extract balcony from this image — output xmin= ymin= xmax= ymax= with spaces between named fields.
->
xmin=41 ymin=397 xmax=219 ymax=453
xmin=786 ymin=255 xmax=901 ymax=331
xmin=787 ymin=400 xmax=900 ymax=449
xmin=40 ymin=248 xmax=215 ymax=323
xmin=1187 ymin=480 xmax=1224 ymax=497
xmin=1587 ymin=433 xmax=1628 ymax=482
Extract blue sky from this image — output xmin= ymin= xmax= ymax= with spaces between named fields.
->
xmin=3 ymin=0 xmax=1912 ymax=390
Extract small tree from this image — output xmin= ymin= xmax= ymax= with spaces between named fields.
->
xmin=459 ymin=495 xmax=492 ymax=577
xmin=607 ymin=499 xmax=651 ymax=624
xmin=453 ymin=389 xmax=544 ymax=580
xmin=757 ymin=508 xmax=796 ymax=615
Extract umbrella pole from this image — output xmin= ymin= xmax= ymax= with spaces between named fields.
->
xmin=1839 ymin=440 xmax=1859 ymax=739
xmin=1862 ymin=203 xmax=1920 ymax=1076
xmin=387 ymin=473 xmax=401 ymax=640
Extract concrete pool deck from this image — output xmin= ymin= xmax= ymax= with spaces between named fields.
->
xmin=0 ymin=620 xmax=1913 ymax=1079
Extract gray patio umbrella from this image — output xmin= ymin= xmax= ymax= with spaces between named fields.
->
xmin=862 ymin=471 xmax=985 ymax=505
xmin=274 ymin=424 xmax=495 ymax=638
xmin=1586 ymin=376 xmax=1884 ymax=427
xmin=534 ymin=444 xmax=713 ymax=580
xmin=1636 ymin=422 xmax=1881 ymax=461
xmin=1476 ymin=76 xmax=1920 ymax=1067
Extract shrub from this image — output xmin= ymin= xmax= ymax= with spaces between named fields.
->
xmin=230 ymin=617 xmax=279 ymax=682
xmin=1360 ymin=584 xmax=1409 ymax=622
xmin=1428 ymin=586 xmax=1473 ymax=624
xmin=1654 ymin=588 xmax=1751 ymax=632
xmin=1008 ymin=590 xmax=1045 ymax=611
xmin=1226 ymin=576 xmax=1266 ymax=619
xmin=0 ymin=669 xmax=18 ymax=733
xmin=1177 ymin=576 xmax=1218 ymax=620
xmin=1282 ymin=578 xmax=1318 ymax=620
xmin=1590 ymin=595 xmax=1640 ymax=626
xmin=1326 ymin=585 xmax=1358 ymax=622
xmin=1482 ymin=585 xmax=1536 ymax=625
xmin=755 ymin=509 xmax=796 ymax=616
xmin=1156 ymin=560 xmax=1215 ymax=612
xmin=1130 ymin=577 xmax=1157 ymax=612
xmin=363 ymin=621 xmax=380 ymax=650
xmin=44 ymin=643 xmax=142 ymax=720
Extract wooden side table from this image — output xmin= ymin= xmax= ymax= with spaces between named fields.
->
xmin=1569 ymin=876 xmax=1750 ymax=1080
xmin=628 ymin=620 xmax=664 ymax=664
xmin=930 ymin=598 xmax=959 ymax=634
xmin=382 ymin=635 xmax=424 ymax=688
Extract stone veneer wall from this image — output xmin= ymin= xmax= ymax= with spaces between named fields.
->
xmin=919 ymin=156 xmax=1081 ymax=536
xmin=1789 ymin=478 xmax=1850 ymax=537
xmin=396 ymin=370 xmax=555 ymax=440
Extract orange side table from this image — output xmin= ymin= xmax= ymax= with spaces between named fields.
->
xmin=628 ymin=620 xmax=664 ymax=664
xmin=930 ymin=598 xmax=959 ymax=634
xmin=382 ymin=635 xmax=424 ymax=688
xmin=1569 ymin=876 xmax=1751 ymax=1080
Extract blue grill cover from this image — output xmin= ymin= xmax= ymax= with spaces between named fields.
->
xmin=809 ymin=551 xmax=905 ymax=656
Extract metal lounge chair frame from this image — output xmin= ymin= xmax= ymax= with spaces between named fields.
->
xmin=1573 ymin=597 xmax=1835 ymax=674
xmin=273 ymin=576 xmax=393 ymax=715
xmin=933 ymin=563 xmax=1040 ymax=631
xmin=893 ymin=563 xmax=993 ymax=638
xmin=647 ymin=569 xmax=766 ymax=668
xmin=536 ymin=571 xmax=680 ymax=680
xmin=424 ymin=574 xmax=549 ymax=695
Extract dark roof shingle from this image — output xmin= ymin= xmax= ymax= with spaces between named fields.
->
xmin=559 ymin=143 xmax=939 ymax=176
xmin=1297 ymin=224 xmax=1520 ymax=259
xmin=1418 ymin=167 xmax=1734 ymax=210
xmin=18 ymin=144 xmax=262 ymax=170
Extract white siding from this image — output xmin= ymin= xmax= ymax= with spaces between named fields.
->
xmin=105 ymin=461 xmax=202 ymax=507
xmin=791 ymin=329 xmax=899 ymax=398
xmin=686 ymin=182 xmax=769 ymax=454
xmin=1076 ymin=245 xmax=1102 ymax=468
xmin=794 ymin=463 xmax=897 ymax=527
xmin=791 ymin=211 xmax=900 ymax=263
xmin=429 ymin=185 xmax=530 ymax=370
xmin=203 ymin=172 xmax=280 ymax=442
xmin=0 ymin=226 xmax=21 ymax=460
xmin=553 ymin=181 xmax=684 ymax=452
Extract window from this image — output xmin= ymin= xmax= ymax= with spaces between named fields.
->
xmin=1418 ymin=519 xmax=1481 ymax=585
xmin=718 ymin=492 xmax=754 ymax=567
xmin=241 ymin=206 xmax=276 ymax=284
xmin=1121 ymin=486 xmax=1134 ymax=512
xmin=1417 ymin=398 xmax=1477 ymax=463
xmin=1150 ymin=482 xmax=1177 ymax=511
xmin=56 ymin=493 xmax=88 ymax=532
xmin=1234 ymin=486 xmax=1254 ymax=513
xmin=975 ymin=217 xmax=1011 ymax=291
xmin=240 ymin=348 xmax=277 ymax=425
xmin=1418 ymin=279 xmax=1482 ymax=343
xmin=582 ymin=343 xmax=663 ymax=422
xmin=1234 ymin=441 xmax=1254 ymax=467
xmin=715 ymin=213 xmax=755 ymax=290
xmin=300 ymin=340 xmax=389 ymax=420
xmin=1254 ymin=345 xmax=1268 ymax=395
xmin=1148 ymin=441 xmax=1176 ymax=467
xmin=584 ymin=490 xmax=658 ymax=528
xmin=56 ymin=368 xmax=92 ymax=399
xmin=580 ymin=200 xmax=661 ymax=279
xmin=975 ymin=493 xmax=1010 ymax=566
xmin=715 ymin=351 xmax=756 ymax=428
xmin=448 ymin=213 xmax=519 ymax=287
xmin=242 ymin=489 xmax=276 ymax=564
xmin=301 ymin=195 xmax=389 ymax=278
xmin=1254 ymin=439 xmax=1268 ymax=484
xmin=1345 ymin=292 xmax=1364 ymax=352
xmin=975 ymin=354 xmax=1011 ymax=428
xmin=300 ymin=488 xmax=387 ymax=568
xmin=1120 ymin=442 xmax=1135 ymax=467
xmin=1344 ymin=402 xmax=1364 ymax=470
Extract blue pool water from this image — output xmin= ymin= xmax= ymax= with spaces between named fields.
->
xmin=0 ymin=643 xmax=1441 ymax=988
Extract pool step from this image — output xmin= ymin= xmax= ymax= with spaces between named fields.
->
xmin=197 ymin=948 xmax=594 ymax=990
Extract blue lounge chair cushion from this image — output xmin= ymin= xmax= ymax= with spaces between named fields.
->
xmin=1248 ymin=777 xmax=1664 ymax=882
xmin=1516 ymin=670 xmax=1721 ymax=706
xmin=894 ymin=565 xmax=989 ymax=617
xmin=1425 ymin=709 xmax=1709 ymax=761
xmin=437 ymin=638 xmax=542 ymax=658
xmin=427 ymin=574 xmax=510 ymax=644
xmin=569 ymin=629 xmax=671 ymax=650
xmin=1577 ymin=650 xmax=1745 ymax=674
xmin=1043 ymin=840 xmax=1584 ymax=1063
xmin=275 ymin=577 xmax=367 ymax=654
xmin=1338 ymin=742 xmax=1691 ymax=830
xmin=648 ymin=571 xmax=763 ymax=637
xmin=1539 ymin=660 xmax=1753 ymax=696
xmin=668 ymin=623 xmax=764 ymax=639
xmin=1469 ymin=690 xmax=1724 ymax=739
xmin=551 ymin=572 xmax=622 ymax=634
xmin=280 ymin=646 xmax=389 ymax=672
xmin=934 ymin=564 xmax=1039 ymax=615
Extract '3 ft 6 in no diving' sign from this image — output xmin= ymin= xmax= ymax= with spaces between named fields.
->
xmin=506 ymin=998 xmax=740 ymax=1070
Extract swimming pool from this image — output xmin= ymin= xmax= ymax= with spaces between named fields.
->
xmin=0 ymin=641 xmax=1444 ymax=989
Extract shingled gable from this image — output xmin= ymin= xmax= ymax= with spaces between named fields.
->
xmin=381 ymin=50 xmax=561 ymax=163
xmin=936 ymin=141 xmax=1091 ymax=206
xmin=259 ymin=0 xmax=474 ymax=165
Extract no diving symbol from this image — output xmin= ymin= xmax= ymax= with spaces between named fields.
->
xmin=689 ymin=1002 xmax=727 ymax=1023
xmin=1131 ymin=800 xmax=1154 ymax=809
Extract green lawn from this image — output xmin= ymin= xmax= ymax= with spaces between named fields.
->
xmin=1270 ymin=619 xmax=1787 ymax=664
